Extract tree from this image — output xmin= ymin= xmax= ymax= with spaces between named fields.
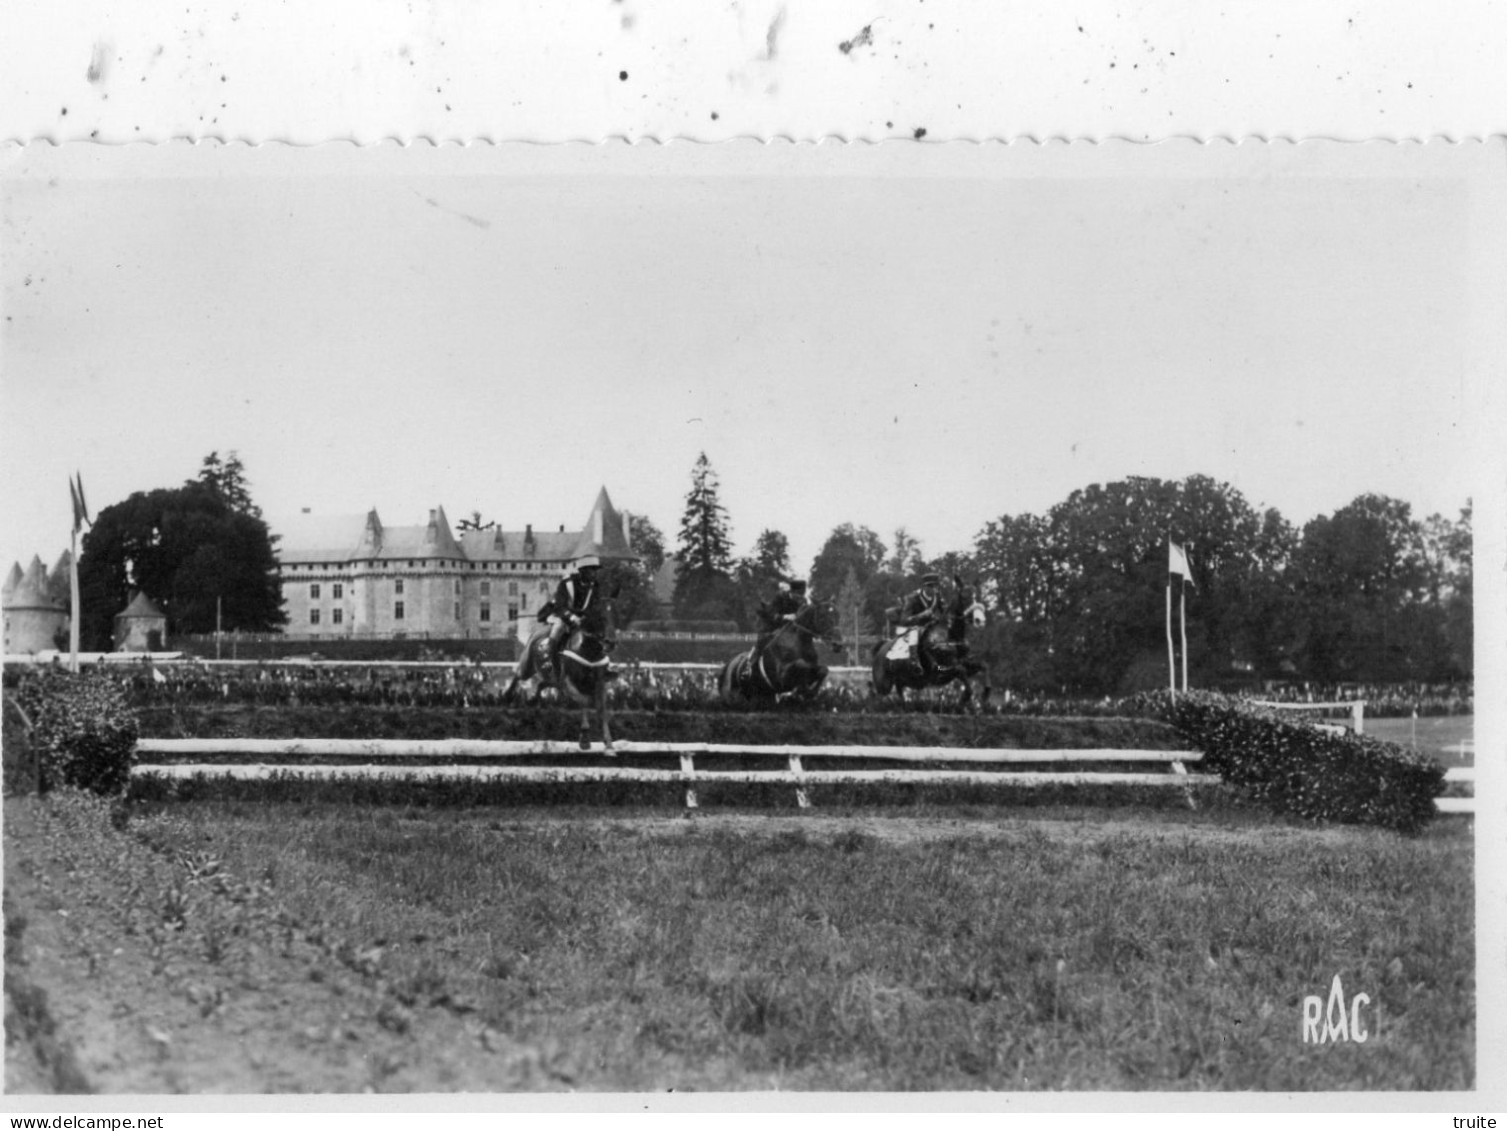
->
xmin=195 ymin=451 xmax=260 ymax=519
xmin=673 ymin=452 xmax=736 ymax=620
xmin=1290 ymin=494 xmax=1450 ymax=682
xmin=729 ymin=528 xmax=793 ymax=632
xmin=600 ymin=513 xmax=668 ymax=629
xmin=1439 ymin=503 xmax=1473 ymax=676
xmin=751 ymin=529 xmax=791 ymax=578
xmin=629 ymin=514 xmax=668 ymax=576
xmin=972 ymin=475 xmax=1293 ymax=694
xmin=809 ymin=524 xmax=885 ymax=599
xmin=456 ymin=511 xmax=497 ymax=532
xmin=78 ymin=459 xmax=286 ymax=649
xmin=887 ymin=527 xmax=924 ymax=577
xmin=834 ymin=566 xmax=877 ymax=665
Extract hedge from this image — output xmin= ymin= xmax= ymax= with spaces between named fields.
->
xmin=1143 ymin=690 xmax=1445 ymax=833
xmin=11 ymin=667 xmax=139 ymax=796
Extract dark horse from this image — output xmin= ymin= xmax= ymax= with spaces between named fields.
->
xmin=871 ymin=578 xmax=990 ymax=708
xmin=501 ymin=593 xmax=618 ymax=752
xmin=718 ymin=597 xmax=845 ymax=706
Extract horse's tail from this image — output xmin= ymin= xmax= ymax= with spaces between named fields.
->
xmin=719 ymin=651 xmax=752 ymax=703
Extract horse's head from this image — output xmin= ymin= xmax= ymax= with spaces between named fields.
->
xmin=567 ymin=591 xmax=617 ymax=661
xmin=798 ymin=597 xmax=846 ymax=652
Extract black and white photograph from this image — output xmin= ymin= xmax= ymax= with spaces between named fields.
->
xmin=1 ymin=134 xmax=1498 ymax=1111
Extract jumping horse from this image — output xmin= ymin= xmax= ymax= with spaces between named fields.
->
xmin=502 ymin=593 xmax=618 ymax=752
xmin=718 ymin=597 xmax=845 ymax=706
xmin=871 ymin=577 xmax=990 ymax=708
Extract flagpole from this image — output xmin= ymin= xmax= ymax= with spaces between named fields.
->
xmin=1179 ymin=578 xmax=1189 ymax=693
xmin=69 ymin=526 xmax=80 ymax=674
xmin=1165 ymin=575 xmax=1175 ymax=698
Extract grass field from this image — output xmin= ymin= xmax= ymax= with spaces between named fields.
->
xmin=99 ymin=795 xmax=1472 ymax=1092
xmin=1362 ymin=715 xmax=1474 ymax=765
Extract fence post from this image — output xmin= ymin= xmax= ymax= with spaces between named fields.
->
xmin=790 ymin=753 xmax=811 ymax=809
xmin=680 ymin=752 xmax=698 ymax=810
xmin=1352 ymin=701 xmax=1364 ymax=736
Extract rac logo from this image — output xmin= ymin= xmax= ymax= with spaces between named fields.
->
xmin=1303 ymin=973 xmax=1372 ymax=1044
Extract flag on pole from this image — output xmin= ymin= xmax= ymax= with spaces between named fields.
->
xmin=69 ymin=472 xmax=90 ymax=534
xmin=1168 ymin=539 xmax=1194 ymax=587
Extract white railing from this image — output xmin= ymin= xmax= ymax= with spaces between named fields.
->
xmin=1250 ymin=699 xmax=1366 ymax=735
xmin=134 ymin=738 xmax=1211 ymax=810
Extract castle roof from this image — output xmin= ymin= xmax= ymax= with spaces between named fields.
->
xmin=570 ymin=487 xmax=639 ymax=563
xmin=116 ymin=591 xmax=165 ymax=621
xmin=3 ymin=562 xmax=22 ymax=598
xmin=2 ymin=573 xmax=61 ymax=612
xmin=271 ymin=496 xmax=620 ymax=573
xmin=273 ymin=512 xmax=374 ymax=564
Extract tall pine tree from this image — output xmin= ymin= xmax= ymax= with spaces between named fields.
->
xmin=673 ymin=452 xmax=736 ymax=621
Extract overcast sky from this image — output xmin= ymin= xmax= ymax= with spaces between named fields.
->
xmin=0 ymin=142 xmax=1488 ymax=580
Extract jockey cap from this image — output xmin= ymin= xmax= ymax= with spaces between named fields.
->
xmin=574 ymin=555 xmax=601 ymax=570
xmin=789 ymin=578 xmax=808 ymax=592
xmin=922 ymin=573 xmax=940 ymax=586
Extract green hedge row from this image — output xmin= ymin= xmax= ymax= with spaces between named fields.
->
xmin=10 ymin=668 xmax=139 ymax=796
xmin=1143 ymin=690 xmax=1445 ymax=833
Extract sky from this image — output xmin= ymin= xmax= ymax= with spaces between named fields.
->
xmin=0 ymin=141 xmax=1487 ymax=581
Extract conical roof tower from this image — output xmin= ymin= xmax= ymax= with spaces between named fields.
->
xmin=569 ymin=487 xmax=639 ymax=563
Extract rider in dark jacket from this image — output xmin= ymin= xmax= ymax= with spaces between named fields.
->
xmin=546 ymin=555 xmax=601 ymax=676
xmin=754 ymin=578 xmax=808 ymax=663
xmin=889 ymin=573 xmax=946 ymax=672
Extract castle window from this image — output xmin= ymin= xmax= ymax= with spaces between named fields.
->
xmin=309 ymin=583 xmax=320 ymax=599
xmin=508 ymin=604 xmax=519 ymax=621
xmin=332 ymin=583 xmax=343 ymax=599
xmin=394 ymin=579 xmax=404 ymax=594
xmin=394 ymin=601 xmax=405 ymax=620
xmin=332 ymin=608 xmax=343 ymax=625
xmin=508 ymin=581 xmax=518 ymax=596
xmin=309 ymin=609 xmax=321 ymax=625
xmin=521 ymin=593 xmax=529 ymax=611
xmin=480 ymin=603 xmax=491 ymax=622
xmin=453 ymin=602 xmax=460 ymax=619
xmin=480 ymin=581 xmax=491 ymax=596
xmin=454 ymin=580 xmax=461 ymax=595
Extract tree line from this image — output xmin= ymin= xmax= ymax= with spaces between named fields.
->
xmin=73 ymin=451 xmax=1472 ymax=696
xmin=667 ymin=456 xmax=1472 ymax=694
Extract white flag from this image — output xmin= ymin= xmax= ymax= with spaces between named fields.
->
xmin=1168 ymin=540 xmax=1195 ymax=586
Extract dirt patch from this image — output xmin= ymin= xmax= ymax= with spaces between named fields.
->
xmin=2 ymin=794 xmax=601 ymax=1094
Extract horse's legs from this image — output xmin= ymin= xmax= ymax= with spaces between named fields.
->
xmin=599 ymin=678 xmax=615 ymax=755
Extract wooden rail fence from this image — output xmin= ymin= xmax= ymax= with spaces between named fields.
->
xmin=134 ymin=739 xmax=1213 ymax=810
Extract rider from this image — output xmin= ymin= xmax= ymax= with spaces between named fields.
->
xmin=753 ymin=577 xmax=808 ymax=667
xmin=545 ymin=554 xmax=602 ymax=679
xmin=889 ymin=572 xmax=946 ymax=674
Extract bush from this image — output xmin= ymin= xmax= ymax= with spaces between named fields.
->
xmin=12 ymin=667 xmax=139 ymax=796
xmin=1144 ymin=689 xmax=1444 ymax=833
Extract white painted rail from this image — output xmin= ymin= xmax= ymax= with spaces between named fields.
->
xmin=133 ymin=738 xmax=1208 ymax=810
xmin=136 ymin=738 xmax=1196 ymax=764
xmin=132 ymin=736 xmax=1468 ymax=815
xmin=1250 ymin=700 xmax=1366 ymax=735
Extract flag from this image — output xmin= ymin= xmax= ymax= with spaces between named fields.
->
xmin=1168 ymin=539 xmax=1195 ymax=587
xmin=69 ymin=472 xmax=90 ymax=534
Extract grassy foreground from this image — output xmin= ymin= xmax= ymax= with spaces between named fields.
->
xmin=107 ymin=797 xmax=1472 ymax=1092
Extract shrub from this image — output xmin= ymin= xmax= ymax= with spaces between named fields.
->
xmin=12 ymin=667 xmax=139 ymax=796
xmin=1145 ymin=689 xmax=1444 ymax=833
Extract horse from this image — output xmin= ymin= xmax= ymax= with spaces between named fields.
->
xmin=871 ymin=577 xmax=990 ymax=708
xmin=501 ymin=592 xmax=618 ymax=752
xmin=717 ymin=597 xmax=845 ymax=706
